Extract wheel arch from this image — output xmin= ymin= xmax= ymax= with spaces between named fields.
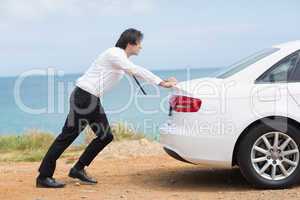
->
xmin=232 ymin=116 xmax=300 ymax=166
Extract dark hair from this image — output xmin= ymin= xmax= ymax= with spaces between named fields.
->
xmin=115 ymin=28 xmax=143 ymax=49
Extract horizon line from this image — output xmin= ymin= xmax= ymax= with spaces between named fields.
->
xmin=0 ymin=66 xmax=224 ymax=78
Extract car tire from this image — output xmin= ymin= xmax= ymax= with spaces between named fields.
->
xmin=237 ymin=120 xmax=300 ymax=189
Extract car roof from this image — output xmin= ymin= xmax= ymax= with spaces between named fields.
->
xmin=273 ymin=40 xmax=300 ymax=50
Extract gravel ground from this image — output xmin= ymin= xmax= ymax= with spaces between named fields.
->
xmin=1 ymin=139 xmax=300 ymax=200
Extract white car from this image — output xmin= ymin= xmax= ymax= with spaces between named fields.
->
xmin=160 ymin=40 xmax=300 ymax=189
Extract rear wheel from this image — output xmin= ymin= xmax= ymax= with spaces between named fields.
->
xmin=237 ymin=121 xmax=300 ymax=189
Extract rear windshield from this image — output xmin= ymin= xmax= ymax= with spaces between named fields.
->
xmin=216 ymin=48 xmax=280 ymax=79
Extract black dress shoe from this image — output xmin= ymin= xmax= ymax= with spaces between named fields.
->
xmin=68 ymin=167 xmax=98 ymax=184
xmin=36 ymin=177 xmax=65 ymax=188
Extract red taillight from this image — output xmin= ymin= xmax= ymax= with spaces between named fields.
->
xmin=169 ymin=95 xmax=202 ymax=112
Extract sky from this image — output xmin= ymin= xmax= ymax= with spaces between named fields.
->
xmin=0 ymin=0 xmax=300 ymax=76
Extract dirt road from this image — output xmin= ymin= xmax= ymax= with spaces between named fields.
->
xmin=1 ymin=140 xmax=300 ymax=200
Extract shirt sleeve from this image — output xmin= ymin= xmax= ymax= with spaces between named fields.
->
xmin=109 ymin=50 xmax=163 ymax=85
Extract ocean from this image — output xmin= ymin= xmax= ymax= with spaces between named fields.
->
xmin=0 ymin=68 xmax=221 ymax=141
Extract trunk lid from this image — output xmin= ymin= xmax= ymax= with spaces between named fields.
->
xmin=172 ymin=77 xmax=225 ymax=98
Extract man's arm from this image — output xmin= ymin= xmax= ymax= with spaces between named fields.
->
xmin=109 ymin=51 xmax=177 ymax=87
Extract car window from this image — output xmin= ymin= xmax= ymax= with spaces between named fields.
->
xmin=289 ymin=56 xmax=300 ymax=82
xmin=216 ymin=48 xmax=279 ymax=79
xmin=256 ymin=51 xmax=300 ymax=83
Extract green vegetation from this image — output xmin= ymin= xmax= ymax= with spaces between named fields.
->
xmin=84 ymin=123 xmax=145 ymax=144
xmin=0 ymin=129 xmax=84 ymax=162
xmin=0 ymin=123 xmax=147 ymax=162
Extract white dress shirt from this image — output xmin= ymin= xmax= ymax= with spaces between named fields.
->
xmin=76 ymin=47 xmax=163 ymax=97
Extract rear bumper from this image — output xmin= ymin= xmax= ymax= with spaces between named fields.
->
xmin=159 ymin=122 xmax=232 ymax=168
xmin=163 ymin=147 xmax=195 ymax=164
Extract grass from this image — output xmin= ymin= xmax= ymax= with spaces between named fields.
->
xmin=0 ymin=129 xmax=85 ymax=162
xmin=0 ymin=123 xmax=146 ymax=162
xmin=84 ymin=122 xmax=145 ymax=144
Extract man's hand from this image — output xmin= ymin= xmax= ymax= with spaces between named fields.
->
xmin=165 ymin=77 xmax=177 ymax=83
xmin=159 ymin=77 xmax=178 ymax=88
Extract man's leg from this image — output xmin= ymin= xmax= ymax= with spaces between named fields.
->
xmin=38 ymin=111 xmax=88 ymax=178
xmin=68 ymin=102 xmax=113 ymax=184
xmin=74 ymin=102 xmax=113 ymax=169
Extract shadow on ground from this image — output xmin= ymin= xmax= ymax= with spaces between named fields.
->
xmin=130 ymin=166 xmax=254 ymax=192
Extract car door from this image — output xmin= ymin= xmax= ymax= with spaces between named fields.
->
xmin=255 ymin=50 xmax=300 ymax=118
xmin=288 ymin=53 xmax=300 ymax=107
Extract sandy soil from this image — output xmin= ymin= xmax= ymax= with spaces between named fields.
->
xmin=1 ymin=139 xmax=300 ymax=200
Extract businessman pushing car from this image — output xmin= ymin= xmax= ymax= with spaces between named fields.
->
xmin=36 ymin=28 xmax=177 ymax=188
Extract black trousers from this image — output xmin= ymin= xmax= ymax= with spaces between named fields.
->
xmin=38 ymin=87 xmax=114 ymax=177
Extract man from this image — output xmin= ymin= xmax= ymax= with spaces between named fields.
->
xmin=36 ymin=28 xmax=177 ymax=188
